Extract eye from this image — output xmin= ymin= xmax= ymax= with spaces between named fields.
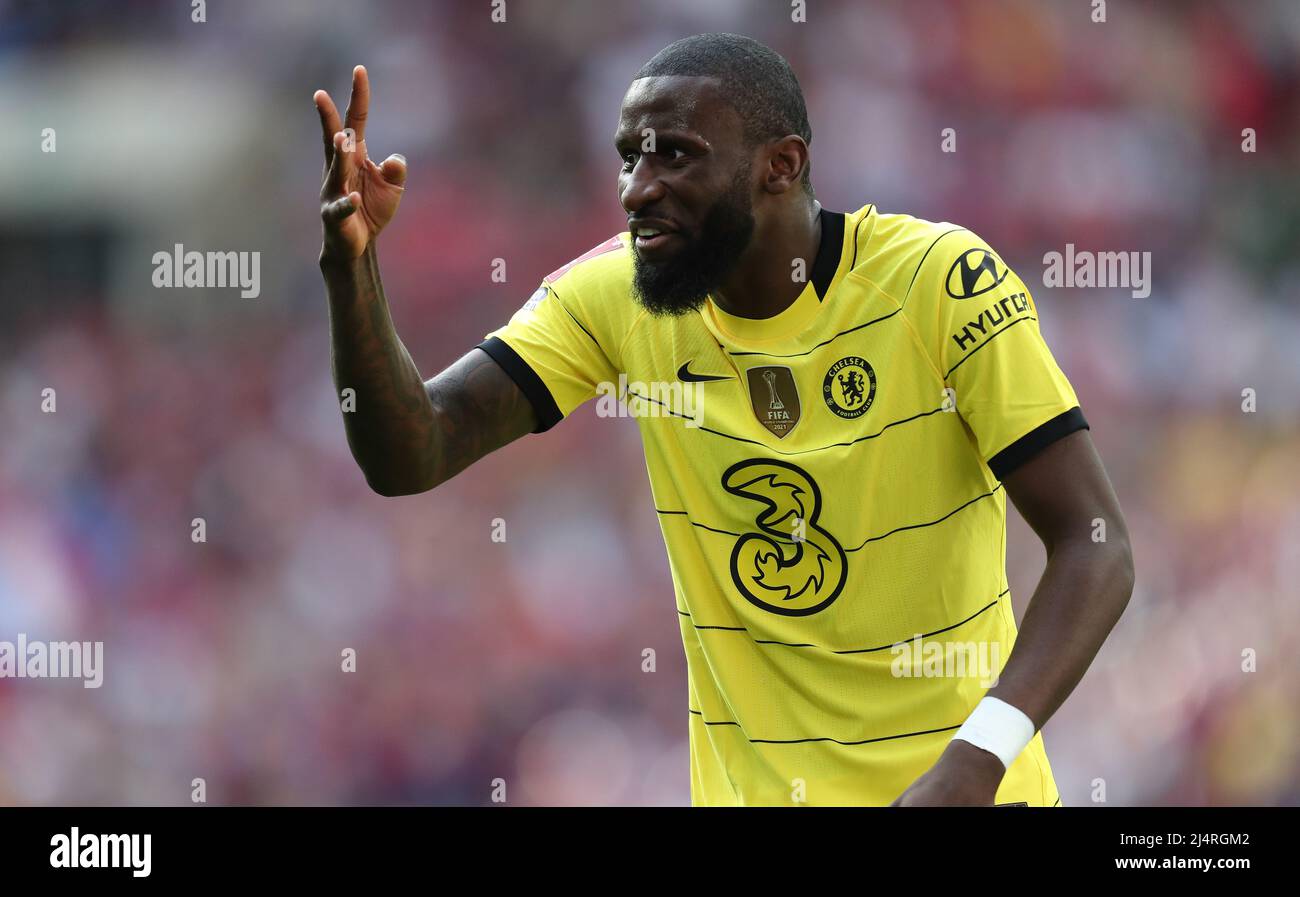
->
xmin=620 ymin=151 xmax=637 ymax=171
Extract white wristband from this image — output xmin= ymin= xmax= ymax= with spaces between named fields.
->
xmin=952 ymin=697 xmax=1036 ymax=769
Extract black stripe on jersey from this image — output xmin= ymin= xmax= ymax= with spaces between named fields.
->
xmin=719 ymin=221 xmax=961 ymax=360
xmin=477 ymin=336 xmax=563 ymax=433
xmin=546 ymin=284 xmax=603 ymax=350
xmin=625 ymin=388 xmax=946 ymax=455
xmin=903 ymin=226 xmax=969 ymax=307
xmin=687 ymin=709 xmax=962 ymax=747
xmin=654 ymin=509 xmax=740 ymax=538
xmin=687 ymin=711 xmax=742 ymax=728
xmin=660 ymin=478 xmax=1003 ymax=577
xmin=675 ymin=589 xmax=1009 ymax=654
xmin=810 ymin=208 xmax=845 ymax=301
xmin=659 ymin=482 xmax=1002 ymax=578
xmin=726 ymin=307 xmax=902 ymax=359
xmin=943 ymin=314 xmax=1037 ymax=379
xmin=988 ymin=406 xmax=1090 ymax=480
xmin=847 ymin=204 xmax=872 ymax=272
xmin=845 ymin=483 xmax=1003 ymax=552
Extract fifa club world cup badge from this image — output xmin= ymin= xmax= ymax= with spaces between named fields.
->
xmin=822 ymin=356 xmax=876 ymax=419
xmin=745 ymin=366 xmax=801 ymax=438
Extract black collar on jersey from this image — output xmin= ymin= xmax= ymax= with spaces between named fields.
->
xmin=810 ymin=207 xmax=845 ymax=301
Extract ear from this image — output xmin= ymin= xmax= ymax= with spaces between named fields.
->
xmin=763 ymin=135 xmax=810 ymax=194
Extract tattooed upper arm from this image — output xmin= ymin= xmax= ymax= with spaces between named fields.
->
xmin=421 ymin=347 xmax=539 ymax=487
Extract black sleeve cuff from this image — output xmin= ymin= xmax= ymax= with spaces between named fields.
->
xmin=987 ymin=406 xmax=1089 ymax=480
xmin=476 ymin=336 xmax=564 ymax=433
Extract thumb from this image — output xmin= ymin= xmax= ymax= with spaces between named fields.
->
xmin=322 ymin=191 xmax=361 ymax=224
xmin=378 ymin=153 xmax=407 ymax=187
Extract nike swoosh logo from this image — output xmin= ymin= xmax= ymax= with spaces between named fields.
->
xmin=677 ymin=361 xmax=733 ymax=383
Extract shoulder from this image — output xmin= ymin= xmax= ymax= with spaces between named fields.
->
xmin=542 ymin=233 xmax=633 ymax=303
xmin=533 ymin=232 xmax=640 ymax=341
xmin=495 ymin=232 xmax=637 ymax=358
xmin=854 ymin=208 xmax=1010 ymax=309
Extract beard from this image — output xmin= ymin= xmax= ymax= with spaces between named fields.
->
xmin=631 ymin=164 xmax=755 ymax=317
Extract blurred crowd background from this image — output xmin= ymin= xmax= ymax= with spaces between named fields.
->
xmin=1 ymin=0 xmax=1298 ymax=806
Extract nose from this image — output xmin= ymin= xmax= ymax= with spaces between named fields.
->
xmin=619 ymin=157 xmax=666 ymax=215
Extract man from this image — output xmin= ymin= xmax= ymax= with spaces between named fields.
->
xmin=314 ymin=34 xmax=1134 ymax=806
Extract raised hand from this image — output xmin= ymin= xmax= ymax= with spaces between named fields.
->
xmin=315 ymin=65 xmax=407 ymax=261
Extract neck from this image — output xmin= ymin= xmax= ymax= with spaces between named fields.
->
xmin=711 ymin=199 xmax=822 ymax=319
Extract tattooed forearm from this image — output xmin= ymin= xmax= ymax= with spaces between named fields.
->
xmin=322 ymin=244 xmax=536 ymax=495
xmin=423 ymin=349 xmax=537 ymax=485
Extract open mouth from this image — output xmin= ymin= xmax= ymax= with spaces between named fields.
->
xmin=630 ymin=220 xmax=680 ymax=255
xmin=634 ymin=232 xmax=676 ymax=251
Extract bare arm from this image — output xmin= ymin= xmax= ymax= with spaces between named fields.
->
xmin=317 ymin=67 xmax=535 ymax=495
xmin=989 ymin=428 xmax=1135 ymax=725
xmin=893 ymin=428 xmax=1134 ymax=805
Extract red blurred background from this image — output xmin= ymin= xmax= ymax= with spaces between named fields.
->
xmin=0 ymin=0 xmax=1297 ymax=805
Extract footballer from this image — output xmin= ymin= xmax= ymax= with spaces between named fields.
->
xmin=314 ymin=34 xmax=1134 ymax=807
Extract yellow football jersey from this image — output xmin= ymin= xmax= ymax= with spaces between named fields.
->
xmin=479 ymin=203 xmax=1085 ymax=806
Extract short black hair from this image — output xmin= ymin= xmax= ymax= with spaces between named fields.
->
xmin=635 ymin=33 xmax=813 ymax=191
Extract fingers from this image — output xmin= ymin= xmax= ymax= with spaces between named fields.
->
xmin=322 ymin=191 xmax=362 ymax=225
xmin=314 ymin=89 xmax=343 ymax=167
xmin=343 ymin=65 xmax=370 ymax=146
xmin=322 ymin=131 xmax=344 ymax=195
xmin=377 ymin=153 xmax=407 ymax=188
xmin=323 ymin=130 xmax=358 ymax=197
